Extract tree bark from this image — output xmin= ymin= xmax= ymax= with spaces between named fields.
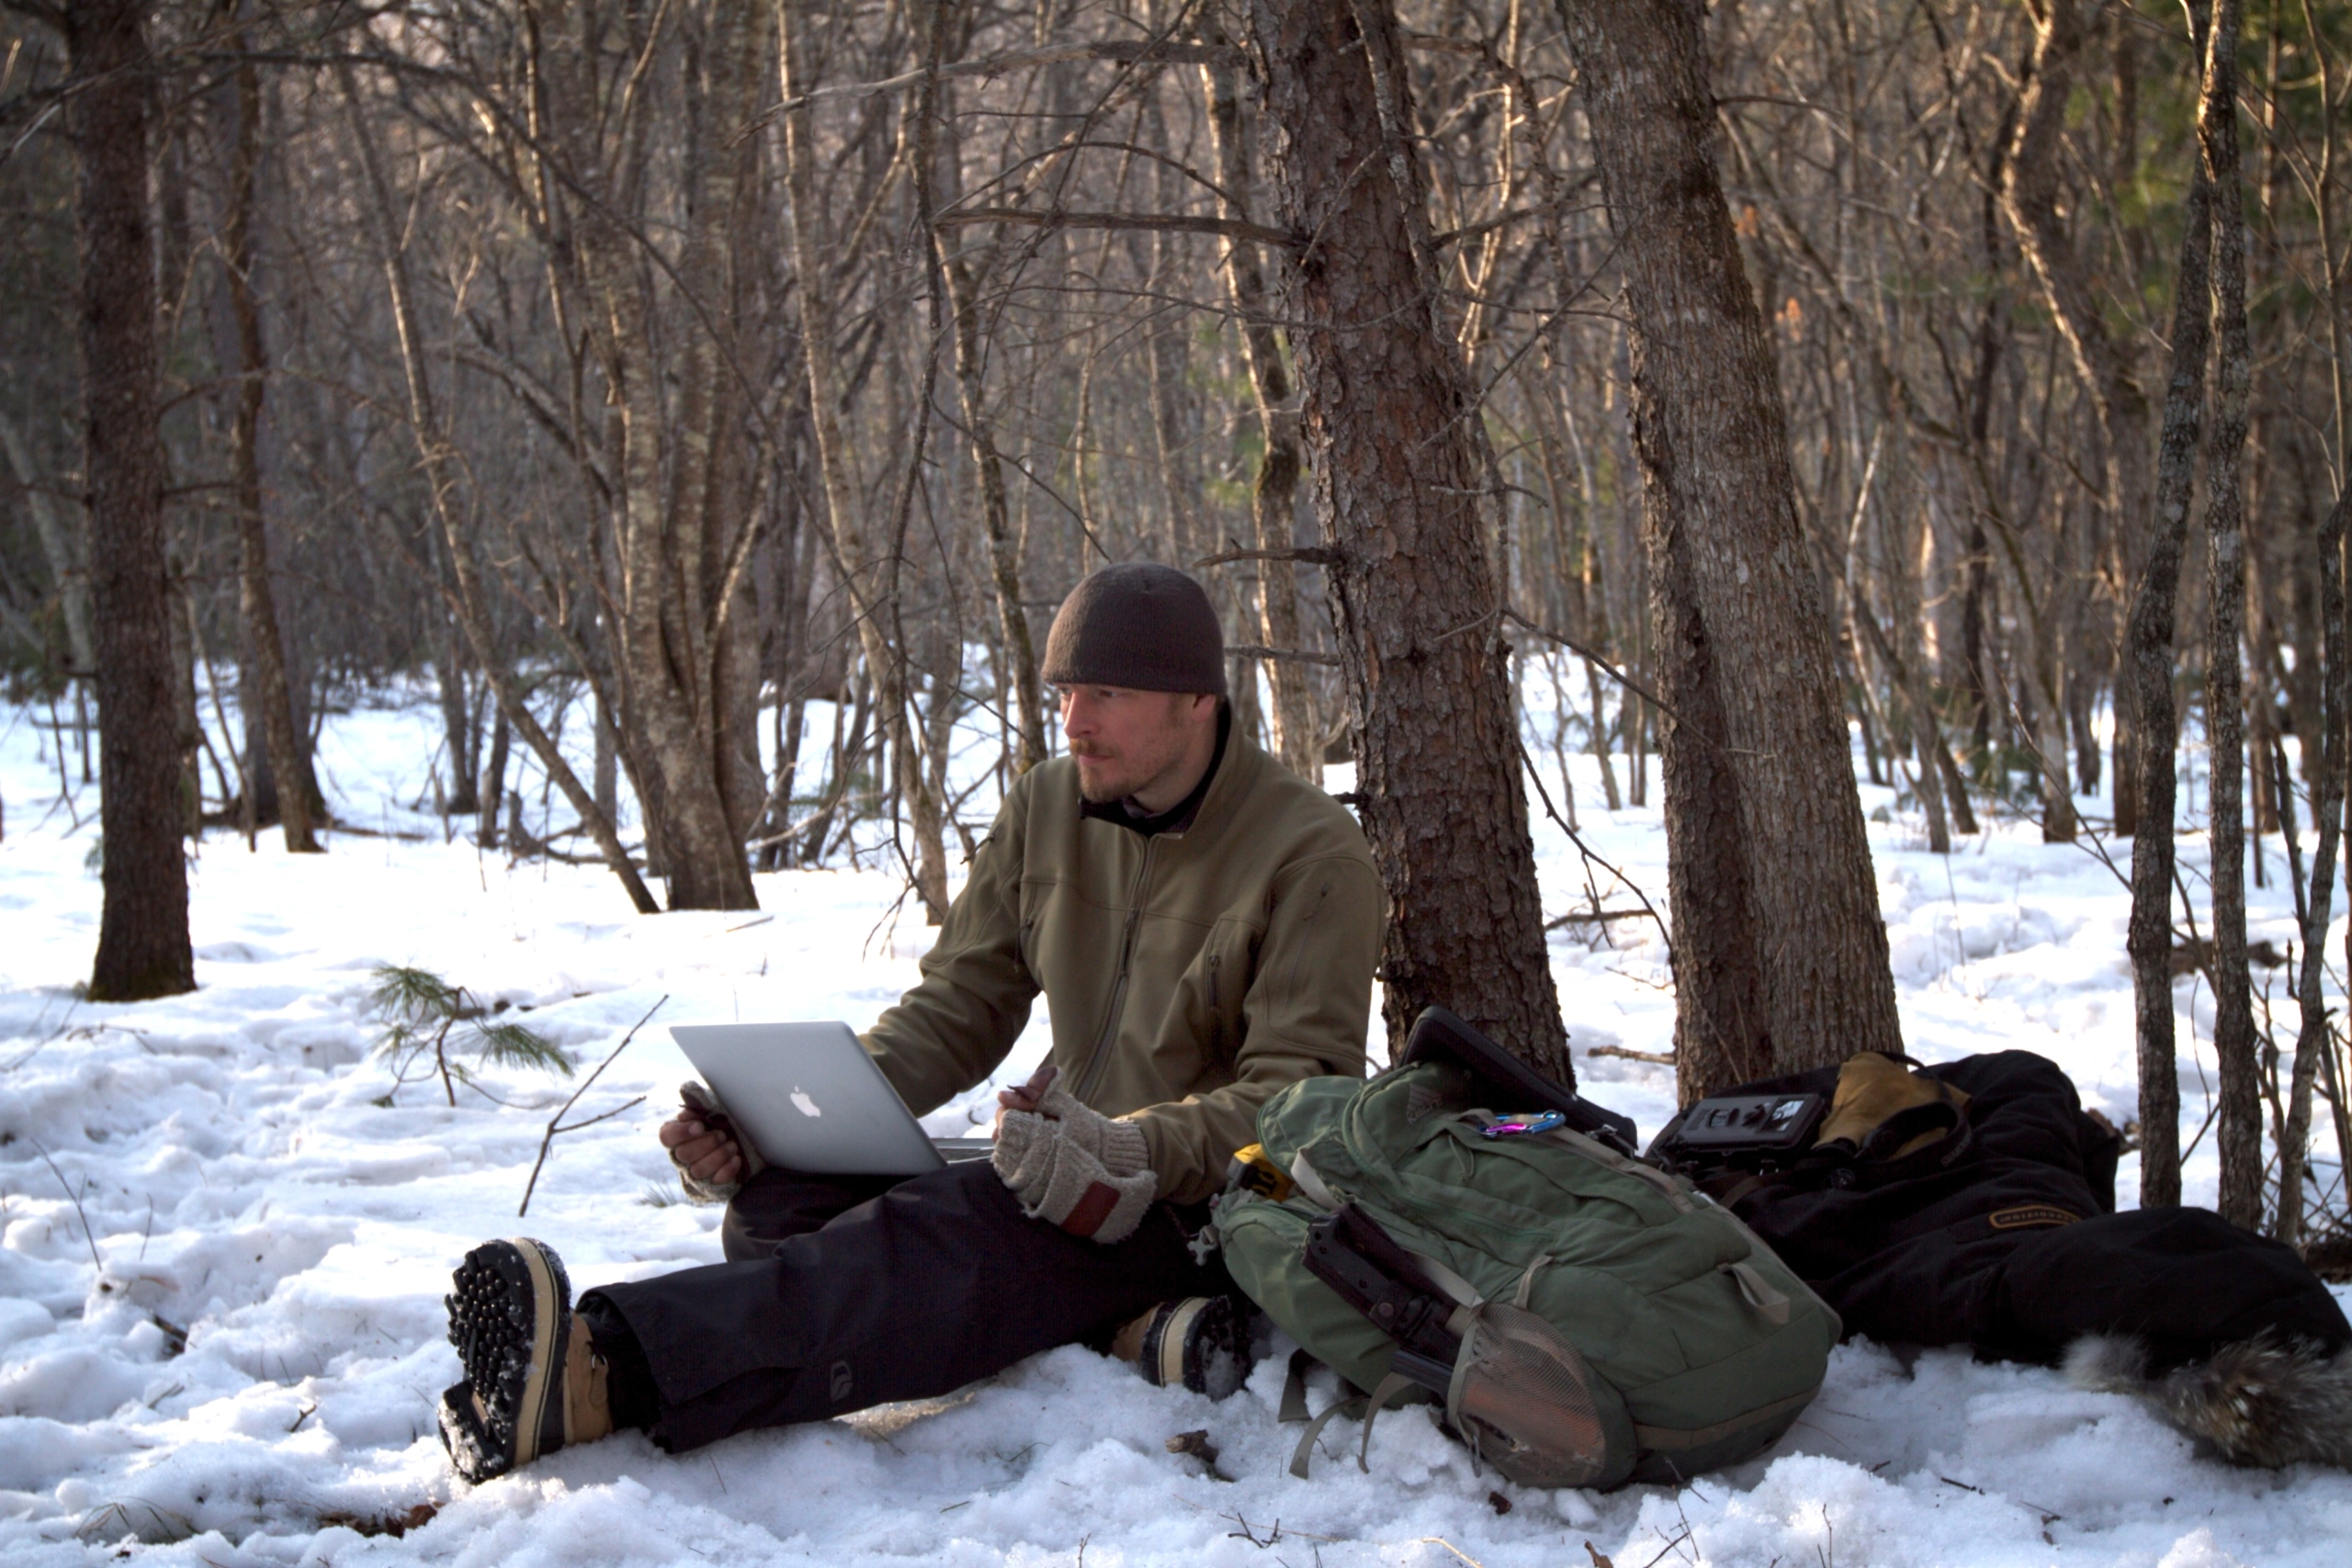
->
xmin=781 ymin=0 xmax=953 ymax=925
xmin=336 ymin=55 xmax=658 ymax=916
xmin=222 ymin=34 xmax=318 ymax=853
xmin=2278 ymin=486 xmax=2347 ymax=1244
xmin=919 ymin=12 xmax=1048 ymax=776
xmin=478 ymin=705 xmax=512 ymax=852
xmin=2278 ymin=0 xmax=2352 ymax=1249
xmin=2199 ymin=0 xmax=2261 ymax=1231
xmin=532 ymin=1 xmax=763 ymax=911
xmin=938 ymin=249 xmax=1049 ymax=775
xmin=1245 ymin=0 xmax=1568 ymax=1077
xmin=69 ymin=0 xmax=196 ymax=1000
xmin=1555 ymin=0 xmax=1904 ymax=1097
xmin=2125 ymin=6 xmax=2217 ymax=1213
xmin=1204 ymin=50 xmax=1319 ymax=783
xmin=0 ymin=412 xmax=93 ymax=678
xmin=2002 ymin=0 xmax=2154 ymax=839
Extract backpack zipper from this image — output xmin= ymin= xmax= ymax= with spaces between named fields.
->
xmin=1075 ymin=836 xmax=1157 ymax=1102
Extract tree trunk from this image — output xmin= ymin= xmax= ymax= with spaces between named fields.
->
xmin=434 ymin=601 xmax=479 ymax=815
xmin=2199 ymin=0 xmax=2260 ymax=1231
xmin=222 ymin=35 xmax=318 ymax=853
xmin=336 ymin=57 xmax=657 ymax=915
xmin=2125 ymin=6 xmax=2218 ymax=1213
xmin=918 ymin=20 xmax=1047 ymax=777
xmin=70 ymin=0 xmax=195 ymax=1001
xmin=2279 ymin=483 xmax=2347 ymax=1245
xmin=1556 ymin=0 xmax=1904 ymax=1097
xmin=1204 ymin=51 xmax=1320 ymax=783
xmin=594 ymin=682 xmax=618 ymax=829
xmin=580 ymin=6 xmax=761 ymax=913
xmin=935 ymin=248 xmax=1048 ymax=776
xmin=478 ymin=705 xmax=512 ymax=852
xmin=1245 ymin=0 xmax=1569 ymax=1077
xmin=2003 ymin=0 xmax=2156 ymax=837
xmin=782 ymin=0 xmax=951 ymax=924
xmin=2278 ymin=1 xmax=2352 ymax=1249
xmin=2035 ymin=605 xmax=2078 ymax=842
xmin=0 ymin=412 xmax=94 ymax=678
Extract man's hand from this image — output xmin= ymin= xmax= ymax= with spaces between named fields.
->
xmin=661 ymin=1081 xmax=762 ymax=1201
xmin=991 ymin=1061 xmax=1057 ymax=1139
xmin=659 ymin=1112 xmax=744 ymax=1188
xmin=991 ymin=1062 xmax=1157 ymax=1243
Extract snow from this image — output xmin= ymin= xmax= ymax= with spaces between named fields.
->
xmin=1 ymin=684 xmax=2347 ymax=1568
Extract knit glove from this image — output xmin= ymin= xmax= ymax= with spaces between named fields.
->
xmin=673 ymin=1080 xmax=768 ymax=1204
xmin=991 ymin=1065 xmax=1157 ymax=1244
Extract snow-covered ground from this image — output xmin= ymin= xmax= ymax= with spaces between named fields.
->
xmin=1 ymin=682 xmax=2346 ymax=1567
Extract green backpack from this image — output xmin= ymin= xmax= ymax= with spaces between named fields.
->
xmin=1214 ymin=1054 xmax=1840 ymax=1490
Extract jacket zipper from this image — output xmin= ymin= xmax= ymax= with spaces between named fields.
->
xmin=1075 ymin=836 xmax=1157 ymax=1102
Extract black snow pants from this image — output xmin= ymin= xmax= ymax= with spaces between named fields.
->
xmin=575 ymin=1159 xmax=1231 ymax=1453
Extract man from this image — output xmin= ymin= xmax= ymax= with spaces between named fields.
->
xmin=436 ymin=563 xmax=1385 ymax=1482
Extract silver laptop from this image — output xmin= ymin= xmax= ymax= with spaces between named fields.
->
xmin=670 ymin=1021 xmax=994 ymax=1177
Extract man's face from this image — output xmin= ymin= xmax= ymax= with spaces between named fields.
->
xmin=1058 ymin=685 xmax=1210 ymax=804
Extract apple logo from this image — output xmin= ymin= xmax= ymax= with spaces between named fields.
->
xmin=790 ymin=1088 xmax=822 ymax=1118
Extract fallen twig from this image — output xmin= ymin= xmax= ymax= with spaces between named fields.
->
xmin=518 ymin=996 xmax=666 ymax=1217
xmin=1519 ymin=737 xmax=1673 ymax=959
xmin=1585 ymin=1044 xmax=1677 ymax=1066
xmin=30 ymin=1138 xmax=102 ymax=1272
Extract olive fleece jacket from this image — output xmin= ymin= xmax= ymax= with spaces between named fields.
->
xmin=862 ymin=734 xmax=1384 ymax=1205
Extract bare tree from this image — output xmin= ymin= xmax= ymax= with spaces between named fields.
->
xmin=335 ymin=53 xmax=659 ymax=917
xmin=1202 ymin=46 xmax=1318 ymax=782
xmin=220 ymin=25 xmax=317 ymax=854
xmin=45 ymin=0 xmax=195 ymax=1000
xmin=1556 ymin=0 xmax=1903 ymax=1095
xmin=2002 ymin=0 xmax=2153 ymax=839
xmin=2199 ymin=0 xmax=2259 ymax=1230
xmin=1245 ymin=0 xmax=1568 ymax=1077
xmin=781 ymin=0 xmax=954 ymax=924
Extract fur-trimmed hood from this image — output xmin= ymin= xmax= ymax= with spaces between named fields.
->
xmin=2068 ymin=1332 xmax=2352 ymax=1469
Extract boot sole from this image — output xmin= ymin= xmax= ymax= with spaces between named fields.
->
xmin=442 ymin=1238 xmax=571 ymax=1480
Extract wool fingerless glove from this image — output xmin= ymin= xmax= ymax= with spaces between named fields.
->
xmin=991 ymin=1077 xmax=1157 ymax=1244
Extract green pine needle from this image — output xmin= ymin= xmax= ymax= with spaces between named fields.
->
xmin=363 ymin=964 xmax=571 ymax=1089
xmin=367 ymin=964 xmax=461 ymax=1026
xmin=469 ymin=1020 xmax=574 ymax=1077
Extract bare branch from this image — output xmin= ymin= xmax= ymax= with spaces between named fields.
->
xmin=1194 ymin=546 xmax=1343 ymax=569
xmin=745 ymin=40 xmax=1247 ymax=133
xmin=1230 ymin=644 xmax=1340 ymax=666
xmin=933 ymin=208 xmax=1299 ymax=250
xmin=519 ymin=996 xmax=669 ymax=1218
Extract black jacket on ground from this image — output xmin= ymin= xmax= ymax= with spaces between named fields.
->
xmin=1687 ymin=1051 xmax=2347 ymax=1371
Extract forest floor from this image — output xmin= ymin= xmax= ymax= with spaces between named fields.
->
xmin=0 ymin=688 xmax=2346 ymax=1567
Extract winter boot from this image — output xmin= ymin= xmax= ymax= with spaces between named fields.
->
xmin=437 ymin=1238 xmax=613 ymax=1483
xmin=1112 ymin=1295 xmax=1256 ymax=1399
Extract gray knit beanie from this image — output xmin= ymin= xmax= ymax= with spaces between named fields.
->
xmin=1041 ymin=563 xmax=1227 ymax=696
